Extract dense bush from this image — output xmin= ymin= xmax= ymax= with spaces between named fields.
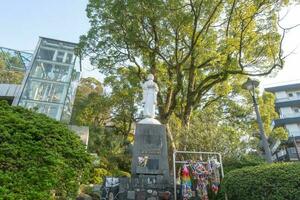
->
xmin=223 ymin=154 xmax=265 ymax=174
xmin=222 ymin=162 xmax=300 ymax=200
xmin=0 ymin=101 xmax=92 ymax=199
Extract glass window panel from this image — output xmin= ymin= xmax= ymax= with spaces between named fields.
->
xmin=65 ymin=53 xmax=74 ymax=64
xmin=19 ymin=100 xmax=61 ymax=120
xmin=38 ymin=104 xmax=59 ymax=119
xmin=23 ymin=102 xmax=39 ymax=110
xmin=22 ymin=80 xmax=42 ymax=101
xmin=56 ymin=51 xmax=65 ymax=62
xmin=30 ymin=62 xmax=54 ymax=79
xmin=53 ymin=64 xmax=70 ymax=82
xmin=30 ymin=62 xmax=71 ymax=82
xmin=288 ymin=147 xmax=296 ymax=154
xmin=37 ymin=49 xmax=55 ymax=61
xmin=48 ymin=84 xmax=65 ymax=103
xmin=22 ymin=79 xmax=67 ymax=103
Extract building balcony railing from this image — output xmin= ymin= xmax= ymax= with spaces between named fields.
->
xmin=273 ymin=116 xmax=300 ymax=127
xmin=280 ymin=113 xmax=300 ymax=119
xmin=275 ymin=99 xmax=300 ymax=110
xmin=276 ymin=96 xmax=300 ymax=103
xmin=288 ymin=153 xmax=300 ymax=161
xmin=289 ymin=132 xmax=300 ymax=137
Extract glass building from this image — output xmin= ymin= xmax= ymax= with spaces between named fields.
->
xmin=15 ymin=37 xmax=80 ymax=123
xmin=0 ymin=47 xmax=32 ymax=71
xmin=0 ymin=47 xmax=32 ymax=84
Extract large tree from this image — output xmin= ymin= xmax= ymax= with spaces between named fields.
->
xmin=70 ymin=77 xmax=119 ymax=133
xmin=80 ymin=0 xmax=291 ymax=128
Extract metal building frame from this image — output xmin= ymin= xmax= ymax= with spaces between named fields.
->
xmin=0 ymin=46 xmax=32 ymax=71
xmin=172 ymin=150 xmax=225 ymax=200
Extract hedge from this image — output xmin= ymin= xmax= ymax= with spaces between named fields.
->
xmin=223 ymin=154 xmax=265 ymax=174
xmin=0 ymin=101 xmax=92 ymax=199
xmin=222 ymin=162 xmax=300 ymax=200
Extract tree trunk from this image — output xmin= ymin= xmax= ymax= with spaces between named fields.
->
xmin=166 ymin=123 xmax=176 ymax=151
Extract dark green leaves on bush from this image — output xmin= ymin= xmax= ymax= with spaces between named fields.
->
xmin=222 ymin=162 xmax=300 ymax=200
xmin=0 ymin=101 xmax=92 ymax=199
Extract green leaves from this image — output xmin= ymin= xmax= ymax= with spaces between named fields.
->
xmin=0 ymin=101 xmax=92 ymax=199
xmin=258 ymin=92 xmax=288 ymax=140
xmin=169 ymin=93 xmax=254 ymax=156
xmin=0 ymin=52 xmax=25 ymax=84
xmin=222 ymin=163 xmax=300 ymax=200
xmin=80 ymin=0 xmax=292 ymax=128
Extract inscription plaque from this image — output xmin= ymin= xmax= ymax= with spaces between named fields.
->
xmin=146 ymin=159 xmax=159 ymax=170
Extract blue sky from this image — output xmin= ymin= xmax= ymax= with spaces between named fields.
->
xmin=0 ymin=0 xmax=89 ymax=51
xmin=0 ymin=1 xmax=299 ymax=87
xmin=0 ymin=0 xmax=99 ymax=78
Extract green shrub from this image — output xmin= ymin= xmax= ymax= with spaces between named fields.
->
xmin=223 ymin=154 xmax=265 ymax=174
xmin=91 ymin=168 xmax=130 ymax=185
xmin=92 ymin=168 xmax=111 ymax=184
xmin=222 ymin=162 xmax=300 ymax=200
xmin=0 ymin=101 xmax=92 ymax=199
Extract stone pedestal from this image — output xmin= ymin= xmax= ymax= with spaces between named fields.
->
xmin=118 ymin=123 xmax=173 ymax=199
xmin=131 ymin=123 xmax=169 ymax=181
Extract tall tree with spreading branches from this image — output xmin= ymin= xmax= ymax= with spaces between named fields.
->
xmin=80 ymin=0 xmax=294 ymax=148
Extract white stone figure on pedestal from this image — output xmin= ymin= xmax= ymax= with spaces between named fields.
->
xmin=139 ymin=74 xmax=160 ymax=124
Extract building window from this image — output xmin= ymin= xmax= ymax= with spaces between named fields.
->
xmin=55 ymin=51 xmax=65 ymax=63
xmin=38 ymin=49 xmax=55 ymax=61
xmin=288 ymin=93 xmax=294 ymax=97
xmin=292 ymin=106 xmax=300 ymax=113
xmin=65 ymin=53 xmax=74 ymax=64
xmin=287 ymin=147 xmax=297 ymax=154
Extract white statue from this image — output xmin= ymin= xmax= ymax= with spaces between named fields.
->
xmin=141 ymin=74 xmax=159 ymax=118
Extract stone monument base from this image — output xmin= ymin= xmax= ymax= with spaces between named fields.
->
xmin=102 ymin=122 xmax=175 ymax=199
xmin=117 ymin=176 xmax=173 ymax=200
xmin=116 ymin=123 xmax=173 ymax=199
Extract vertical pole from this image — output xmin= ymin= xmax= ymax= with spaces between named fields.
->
xmin=218 ymin=153 xmax=227 ymax=200
xmin=252 ymin=94 xmax=273 ymax=163
xmin=218 ymin=153 xmax=224 ymax=178
xmin=173 ymin=151 xmax=177 ymax=200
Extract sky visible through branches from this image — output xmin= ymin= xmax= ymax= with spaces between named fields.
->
xmin=0 ymin=0 xmax=299 ymax=88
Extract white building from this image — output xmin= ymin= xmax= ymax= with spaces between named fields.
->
xmin=265 ymin=83 xmax=300 ymax=161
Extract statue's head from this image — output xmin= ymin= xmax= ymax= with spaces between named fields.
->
xmin=147 ymin=74 xmax=154 ymax=81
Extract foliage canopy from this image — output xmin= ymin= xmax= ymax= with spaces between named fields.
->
xmin=80 ymin=0 xmax=290 ymax=127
